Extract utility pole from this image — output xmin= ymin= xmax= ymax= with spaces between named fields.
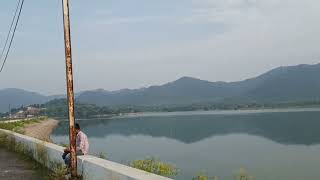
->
xmin=62 ymin=0 xmax=77 ymax=178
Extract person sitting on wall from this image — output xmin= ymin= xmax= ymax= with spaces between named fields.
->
xmin=62 ymin=123 xmax=89 ymax=167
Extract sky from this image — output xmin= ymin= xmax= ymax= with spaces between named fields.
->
xmin=0 ymin=0 xmax=319 ymax=95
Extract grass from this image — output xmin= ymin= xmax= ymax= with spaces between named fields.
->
xmin=192 ymin=168 xmax=255 ymax=180
xmin=130 ymin=157 xmax=179 ymax=178
xmin=59 ymin=143 xmax=69 ymax=148
xmin=36 ymin=142 xmax=49 ymax=166
xmin=97 ymin=152 xmax=108 ymax=160
xmin=46 ymin=161 xmax=68 ymax=180
xmin=192 ymin=172 xmax=213 ymax=180
xmin=0 ymin=117 xmax=47 ymax=133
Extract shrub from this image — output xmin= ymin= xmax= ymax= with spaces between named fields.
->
xmin=36 ymin=143 xmax=48 ymax=166
xmin=97 ymin=152 xmax=108 ymax=160
xmin=236 ymin=168 xmax=255 ymax=180
xmin=47 ymin=161 xmax=68 ymax=180
xmin=193 ymin=172 xmax=211 ymax=180
xmin=130 ymin=157 xmax=179 ymax=178
xmin=193 ymin=168 xmax=255 ymax=180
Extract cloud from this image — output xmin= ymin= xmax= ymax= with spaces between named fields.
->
xmin=97 ymin=16 xmax=165 ymax=25
xmin=2 ymin=0 xmax=320 ymax=93
xmin=184 ymin=0 xmax=286 ymax=25
xmin=91 ymin=0 xmax=320 ymax=83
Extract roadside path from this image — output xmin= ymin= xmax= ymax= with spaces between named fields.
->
xmin=23 ymin=118 xmax=59 ymax=142
xmin=0 ymin=148 xmax=41 ymax=180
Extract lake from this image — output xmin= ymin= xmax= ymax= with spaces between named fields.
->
xmin=51 ymin=109 xmax=320 ymax=180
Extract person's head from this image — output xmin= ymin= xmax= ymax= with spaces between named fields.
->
xmin=75 ymin=123 xmax=81 ymax=134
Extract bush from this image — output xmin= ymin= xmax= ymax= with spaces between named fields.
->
xmin=130 ymin=157 xmax=179 ymax=178
xmin=193 ymin=172 xmax=211 ymax=180
xmin=36 ymin=143 xmax=48 ymax=166
xmin=236 ymin=168 xmax=255 ymax=180
xmin=97 ymin=152 xmax=108 ymax=160
xmin=47 ymin=161 xmax=68 ymax=180
xmin=193 ymin=168 xmax=255 ymax=180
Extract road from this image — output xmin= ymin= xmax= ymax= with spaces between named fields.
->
xmin=23 ymin=119 xmax=58 ymax=142
xmin=0 ymin=147 xmax=42 ymax=180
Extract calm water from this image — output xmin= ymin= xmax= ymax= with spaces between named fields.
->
xmin=52 ymin=109 xmax=320 ymax=180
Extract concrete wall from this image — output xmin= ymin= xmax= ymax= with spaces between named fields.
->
xmin=0 ymin=129 xmax=173 ymax=180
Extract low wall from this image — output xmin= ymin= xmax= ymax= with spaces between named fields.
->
xmin=0 ymin=129 xmax=173 ymax=180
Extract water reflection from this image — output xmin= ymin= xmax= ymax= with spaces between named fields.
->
xmin=53 ymin=110 xmax=320 ymax=145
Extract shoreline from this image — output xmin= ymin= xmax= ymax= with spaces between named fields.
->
xmin=22 ymin=118 xmax=59 ymax=143
xmin=52 ymin=107 xmax=320 ymax=121
xmin=111 ymin=107 xmax=320 ymax=119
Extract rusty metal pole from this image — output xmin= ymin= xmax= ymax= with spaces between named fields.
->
xmin=62 ymin=0 xmax=77 ymax=178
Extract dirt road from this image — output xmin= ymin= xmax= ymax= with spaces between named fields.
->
xmin=23 ymin=119 xmax=59 ymax=143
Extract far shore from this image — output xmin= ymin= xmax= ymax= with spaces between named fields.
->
xmin=51 ymin=106 xmax=320 ymax=121
xmin=110 ymin=106 xmax=320 ymax=119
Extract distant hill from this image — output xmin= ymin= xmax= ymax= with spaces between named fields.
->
xmin=0 ymin=88 xmax=48 ymax=112
xmin=77 ymin=77 xmax=239 ymax=106
xmin=241 ymin=64 xmax=320 ymax=101
xmin=0 ymin=89 xmax=89 ymax=112
xmin=1 ymin=63 xmax=320 ymax=112
xmin=78 ymin=63 xmax=320 ymax=106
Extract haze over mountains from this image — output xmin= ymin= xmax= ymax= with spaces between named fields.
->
xmin=1 ymin=63 xmax=320 ymax=112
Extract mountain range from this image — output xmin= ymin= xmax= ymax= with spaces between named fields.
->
xmin=1 ymin=63 xmax=320 ymax=112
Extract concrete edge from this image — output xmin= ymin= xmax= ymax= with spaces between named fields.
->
xmin=0 ymin=129 xmax=173 ymax=180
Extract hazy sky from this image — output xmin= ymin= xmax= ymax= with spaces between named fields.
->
xmin=0 ymin=0 xmax=319 ymax=95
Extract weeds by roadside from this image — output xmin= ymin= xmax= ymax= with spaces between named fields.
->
xmin=0 ymin=117 xmax=47 ymax=133
xmin=46 ymin=161 xmax=68 ymax=180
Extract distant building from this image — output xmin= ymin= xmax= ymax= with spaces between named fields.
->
xmin=13 ymin=110 xmax=26 ymax=119
xmin=12 ymin=106 xmax=41 ymax=119
xmin=26 ymin=107 xmax=41 ymax=115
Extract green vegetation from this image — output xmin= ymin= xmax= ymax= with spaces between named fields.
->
xmin=39 ymin=98 xmax=320 ymax=119
xmin=192 ymin=172 xmax=215 ymax=180
xmin=192 ymin=168 xmax=255 ymax=180
xmin=40 ymin=98 xmax=140 ymax=118
xmin=59 ymin=142 xmax=69 ymax=148
xmin=130 ymin=157 xmax=179 ymax=178
xmin=2 ymin=97 xmax=320 ymax=119
xmin=36 ymin=142 xmax=49 ymax=166
xmin=0 ymin=117 xmax=47 ymax=133
xmin=41 ymin=99 xmax=114 ymax=118
xmin=43 ymin=99 xmax=96 ymax=118
xmin=97 ymin=152 xmax=108 ymax=160
xmin=47 ymin=161 xmax=68 ymax=180
xmin=126 ymin=101 xmax=320 ymax=112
